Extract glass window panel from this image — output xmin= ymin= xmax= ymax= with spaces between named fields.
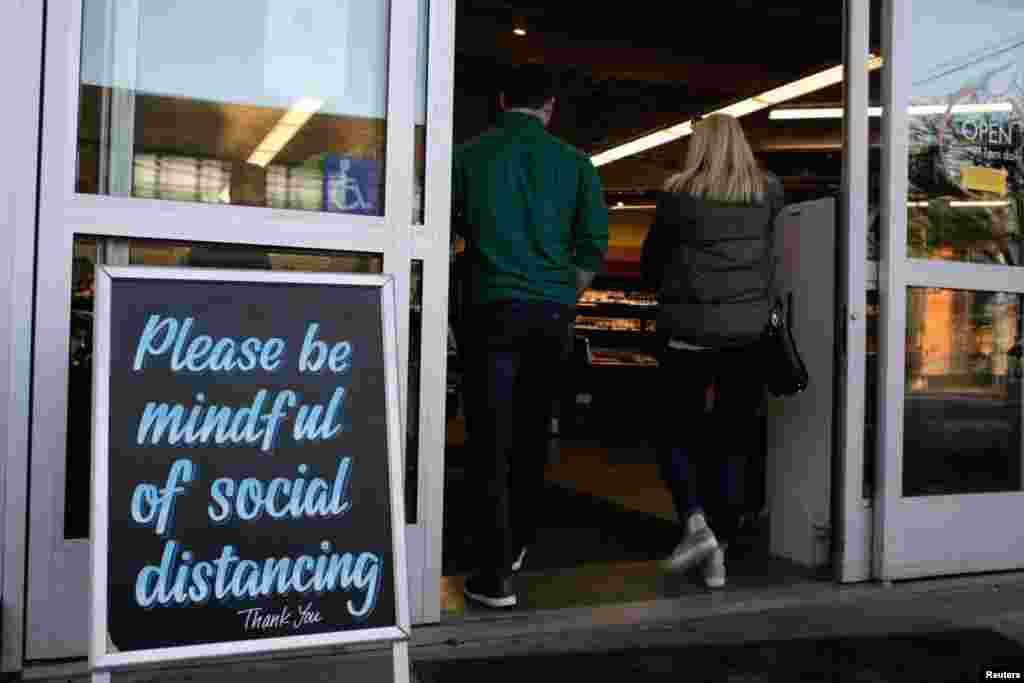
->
xmin=413 ymin=0 xmax=428 ymax=224
xmin=63 ymin=237 xmax=383 ymax=539
xmin=77 ymin=0 xmax=388 ymax=216
xmin=904 ymin=286 xmax=1023 ymax=497
xmin=406 ymin=261 xmax=424 ymax=523
xmin=906 ymin=1 xmax=1024 ymax=265
xmin=865 ymin=288 xmax=880 ymax=500
xmin=66 ymin=238 xmax=99 ymax=539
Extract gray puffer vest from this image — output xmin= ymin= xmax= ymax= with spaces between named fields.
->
xmin=640 ymin=178 xmax=785 ymax=349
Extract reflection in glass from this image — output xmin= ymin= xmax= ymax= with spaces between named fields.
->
xmin=413 ymin=0 xmax=428 ymax=224
xmin=906 ymin=1 xmax=1024 ymax=264
xmin=78 ymin=0 xmax=388 ymax=215
xmin=63 ymin=238 xmax=384 ymax=539
xmin=865 ymin=288 xmax=880 ymax=500
xmin=66 ymin=238 xmax=99 ymax=539
xmin=904 ymin=287 xmax=1023 ymax=496
xmin=407 ymin=262 xmax=424 ymax=523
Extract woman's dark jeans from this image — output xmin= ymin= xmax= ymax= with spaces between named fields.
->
xmin=656 ymin=342 xmax=765 ymax=545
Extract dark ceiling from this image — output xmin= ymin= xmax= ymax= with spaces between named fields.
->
xmin=453 ymin=0 xmax=882 ymax=188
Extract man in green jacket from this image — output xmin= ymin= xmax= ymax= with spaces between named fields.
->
xmin=452 ymin=65 xmax=609 ymax=609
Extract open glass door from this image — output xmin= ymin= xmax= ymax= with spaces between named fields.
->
xmin=834 ymin=0 xmax=875 ymax=582
xmin=25 ymin=0 xmax=452 ymax=661
xmin=875 ymin=0 xmax=1024 ymax=580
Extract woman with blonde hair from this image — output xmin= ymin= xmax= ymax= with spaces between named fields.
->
xmin=641 ymin=113 xmax=784 ymax=588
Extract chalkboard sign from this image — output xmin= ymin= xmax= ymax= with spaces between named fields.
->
xmin=89 ymin=267 xmax=409 ymax=671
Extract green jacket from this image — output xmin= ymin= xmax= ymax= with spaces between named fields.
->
xmin=452 ymin=111 xmax=609 ymax=306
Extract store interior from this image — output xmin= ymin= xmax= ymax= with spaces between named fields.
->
xmin=439 ymin=0 xmax=869 ymax=615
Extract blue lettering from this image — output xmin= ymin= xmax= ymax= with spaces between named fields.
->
xmin=184 ymin=335 xmax=214 ymax=372
xmin=239 ymin=338 xmax=260 ymax=372
xmin=293 ymin=387 xmax=345 ymax=442
xmin=348 ymin=553 xmax=382 ymax=619
xmin=133 ymin=315 xmax=178 ymax=371
xmin=169 ymin=318 xmax=195 ymax=372
xmin=264 ymin=478 xmax=292 ymax=519
xmin=303 ymin=478 xmax=330 ymax=516
xmin=293 ymin=556 xmax=316 ymax=593
xmin=208 ymin=478 xmax=236 ymax=523
xmin=261 ymin=338 xmax=286 ymax=372
xmin=213 ymin=546 xmax=240 ymax=600
xmin=328 ymin=457 xmax=353 ymax=516
xmin=188 ymin=561 xmax=213 ymax=604
xmin=237 ymin=479 xmax=265 ymax=521
xmin=130 ymin=483 xmax=160 ymax=526
xmin=261 ymin=556 xmax=294 ymax=596
xmin=135 ymin=565 xmax=161 ymax=608
xmin=299 ymin=323 xmax=327 ymax=373
xmin=137 ymin=402 xmax=185 ymax=445
xmin=132 ymin=541 xmax=380 ymax=618
xmin=328 ymin=341 xmax=353 ymax=373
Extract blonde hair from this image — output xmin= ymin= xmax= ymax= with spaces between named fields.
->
xmin=664 ymin=113 xmax=766 ymax=204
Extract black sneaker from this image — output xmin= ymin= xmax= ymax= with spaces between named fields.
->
xmin=463 ymin=573 xmax=517 ymax=608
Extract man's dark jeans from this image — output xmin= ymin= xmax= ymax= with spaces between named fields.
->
xmin=462 ymin=299 xmax=573 ymax=577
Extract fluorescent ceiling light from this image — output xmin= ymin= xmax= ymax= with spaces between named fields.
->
xmin=247 ymin=96 xmax=324 ymax=168
xmin=950 ymin=200 xmax=1010 ymax=207
xmin=771 ymin=102 xmax=1012 ymax=120
xmin=908 ymin=200 xmax=1010 ymax=208
xmin=591 ymin=57 xmax=883 ymax=167
xmin=771 ymin=107 xmax=882 ymax=119
xmin=591 ymin=124 xmax=691 ymax=166
xmin=705 ymin=97 xmax=775 ymax=119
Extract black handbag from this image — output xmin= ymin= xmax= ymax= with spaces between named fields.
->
xmin=763 ymin=293 xmax=809 ymax=397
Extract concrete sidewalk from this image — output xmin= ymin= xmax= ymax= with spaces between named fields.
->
xmin=20 ymin=571 xmax=1024 ymax=682
xmin=412 ymin=570 xmax=1024 ymax=656
xmin=410 ymin=571 xmax=1024 ymax=681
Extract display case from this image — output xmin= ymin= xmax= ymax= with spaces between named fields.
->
xmin=574 ymin=281 xmax=660 ymax=368
xmin=562 ymin=275 xmax=661 ymax=440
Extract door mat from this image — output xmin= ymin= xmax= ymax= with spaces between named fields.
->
xmin=413 ymin=629 xmax=1024 ymax=682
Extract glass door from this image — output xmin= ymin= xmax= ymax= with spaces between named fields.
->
xmin=875 ymin=0 xmax=1024 ymax=579
xmin=834 ymin=0 xmax=875 ymax=582
xmin=26 ymin=0 xmax=453 ymax=661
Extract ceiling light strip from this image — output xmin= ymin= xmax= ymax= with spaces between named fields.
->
xmin=247 ymin=96 xmax=325 ymax=168
xmin=908 ymin=200 xmax=1010 ymax=208
xmin=591 ymin=56 xmax=883 ymax=167
xmin=770 ymin=102 xmax=1013 ymax=120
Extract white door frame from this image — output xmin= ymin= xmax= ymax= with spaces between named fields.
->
xmin=1 ymin=0 xmax=44 ymax=674
xmin=413 ymin=0 xmax=456 ymax=625
xmin=876 ymin=0 xmax=1024 ymax=579
xmin=835 ymin=0 xmax=874 ymax=583
xmin=24 ymin=0 xmax=453 ymax=662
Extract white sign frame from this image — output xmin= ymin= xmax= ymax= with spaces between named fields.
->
xmin=89 ymin=265 xmax=410 ymax=678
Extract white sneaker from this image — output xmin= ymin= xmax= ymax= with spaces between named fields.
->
xmin=703 ymin=546 xmax=726 ymax=588
xmin=661 ymin=513 xmax=718 ymax=573
xmin=511 ymin=546 xmax=527 ymax=572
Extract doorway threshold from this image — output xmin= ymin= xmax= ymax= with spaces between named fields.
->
xmin=442 ymin=525 xmax=829 ymax=618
